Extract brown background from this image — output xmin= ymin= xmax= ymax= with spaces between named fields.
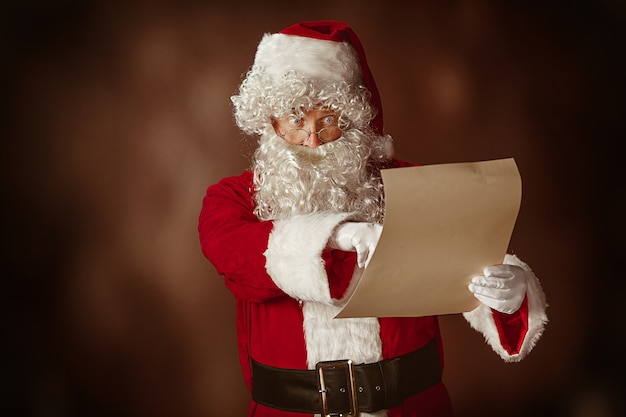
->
xmin=2 ymin=1 xmax=624 ymax=416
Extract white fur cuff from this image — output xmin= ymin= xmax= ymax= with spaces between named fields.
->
xmin=463 ymin=253 xmax=548 ymax=362
xmin=264 ymin=212 xmax=352 ymax=303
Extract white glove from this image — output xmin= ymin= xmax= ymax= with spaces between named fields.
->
xmin=329 ymin=222 xmax=382 ymax=268
xmin=468 ymin=264 xmax=527 ymax=314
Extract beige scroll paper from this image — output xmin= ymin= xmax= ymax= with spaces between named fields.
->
xmin=336 ymin=158 xmax=522 ymax=318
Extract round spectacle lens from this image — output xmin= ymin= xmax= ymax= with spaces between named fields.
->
xmin=318 ymin=127 xmax=341 ymax=142
xmin=283 ymin=127 xmax=342 ymax=144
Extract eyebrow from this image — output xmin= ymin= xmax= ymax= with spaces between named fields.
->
xmin=317 ymin=112 xmax=338 ymax=120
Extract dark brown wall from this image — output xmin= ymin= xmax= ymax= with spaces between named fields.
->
xmin=2 ymin=1 xmax=624 ymax=416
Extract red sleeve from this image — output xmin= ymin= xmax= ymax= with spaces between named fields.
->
xmin=492 ymin=296 xmax=529 ymax=355
xmin=198 ymin=172 xmax=284 ymax=302
xmin=323 ymin=249 xmax=358 ymax=300
xmin=390 ymin=158 xmax=419 ymax=168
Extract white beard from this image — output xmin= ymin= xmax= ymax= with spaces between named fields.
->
xmin=252 ymin=127 xmax=392 ymax=222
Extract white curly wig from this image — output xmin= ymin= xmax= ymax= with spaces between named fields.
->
xmin=232 ymin=70 xmax=376 ymax=135
xmin=231 ymin=32 xmax=379 ymax=135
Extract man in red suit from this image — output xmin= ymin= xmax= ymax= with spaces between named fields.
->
xmin=198 ymin=20 xmax=548 ymax=417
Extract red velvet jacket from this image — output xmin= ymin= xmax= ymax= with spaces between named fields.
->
xmin=198 ymin=160 xmax=547 ymax=417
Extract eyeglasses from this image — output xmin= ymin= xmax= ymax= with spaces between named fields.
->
xmin=277 ymin=126 xmax=342 ymax=145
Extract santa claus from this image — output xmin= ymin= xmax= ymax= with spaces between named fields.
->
xmin=198 ymin=20 xmax=548 ymax=417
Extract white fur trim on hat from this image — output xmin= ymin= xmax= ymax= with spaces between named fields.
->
xmin=254 ymin=33 xmax=363 ymax=85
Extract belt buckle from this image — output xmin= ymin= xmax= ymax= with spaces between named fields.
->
xmin=316 ymin=359 xmax=358 ymax=417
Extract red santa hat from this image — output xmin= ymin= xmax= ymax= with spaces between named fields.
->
xmin=252 ymin=20 xmax=384 ymax=135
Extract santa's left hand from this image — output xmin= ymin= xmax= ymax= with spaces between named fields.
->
xmin=329 ymin=222 xmax=382 ymax=268
xmin=468 ymin=264 xmax=527 ymax=314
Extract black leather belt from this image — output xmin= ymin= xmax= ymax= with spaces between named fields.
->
xmin=251 ymin=337 xmax=441 ymax=415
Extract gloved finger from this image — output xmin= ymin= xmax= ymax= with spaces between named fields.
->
xmin=356 ymin=246 xmax=368 ymax=268
xmin=350 ymin=237 xmax=365 ymax=268
xmin=471 ymin=293 xmax=519 ymax=314
xmin=363 ymin=241 xmax=377 ymax=268
xmin=352 ymin=223 xmax=382 ymax=268
xmin=471 ymin=275 xmax=511 ymax=290
xmin=468 ymin=282 xmax=513 ymax=300
xmin=467 ymin=284 xmax=516 ymax=300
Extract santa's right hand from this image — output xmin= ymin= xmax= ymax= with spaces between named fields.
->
xmin=329 ymin=222 xmax=382 ymax=268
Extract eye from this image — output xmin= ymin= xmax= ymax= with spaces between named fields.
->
xmin=322 ymin=114 xmax=337 ymax=125
xmin=288 ymin=117 xmax=303 ymax=127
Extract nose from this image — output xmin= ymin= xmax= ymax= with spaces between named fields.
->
xmin=301 ymin=119 xmax=322 ymax=148
xmin=302 ymin=131 xmax=322 ymax=148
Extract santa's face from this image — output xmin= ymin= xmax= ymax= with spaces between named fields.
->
xmin=252 ymin=115 xmax=388 ymax=223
